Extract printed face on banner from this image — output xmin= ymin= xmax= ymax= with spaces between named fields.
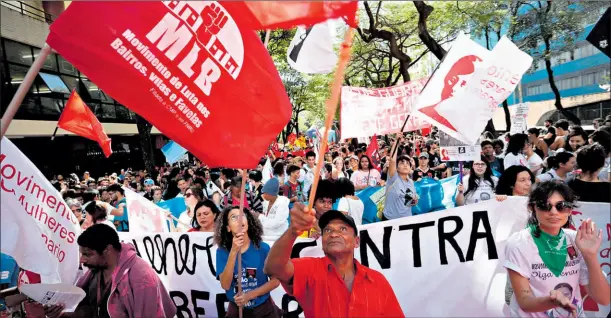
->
xmin=46 ymin=1 xmax=291 ymax=168
xmin=341 ymin=78 xmax=430 ymax=139
xmin=124 ymin=187 xmax=169 ymax=233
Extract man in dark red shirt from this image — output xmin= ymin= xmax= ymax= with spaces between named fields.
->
xmin=264 ymin=205 xmax=404 ymax=317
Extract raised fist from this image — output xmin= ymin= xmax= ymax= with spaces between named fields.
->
xmin=202 ymin=3 xmax=228 ymax=35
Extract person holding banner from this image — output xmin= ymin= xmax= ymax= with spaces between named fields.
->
xmin=350 ymin=155 xmax=381 ymax=190
xmin=264 ymin=207 xmax=404 ymax=317
xmin=504 ymin=181 xmax=610 ymax=317
xmin=188 ymin=200 xmax=220 ymax=233
xmin=504 ymin=133 xmax=529 ymax=169
xmin=456 ymin=156 xmax=500 ymax=206
xmin=215 ymin=207 xmax=282 ymax=318
xmin=382 ymin=143 xmax=418 ymax=220
xmin=176 ymin=186 xmax=204 ymax=232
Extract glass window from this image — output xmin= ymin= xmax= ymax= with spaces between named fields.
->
xmin=582 ymin=73 xmax=595 ymax=86
xmin=81 ymin=78 xmax=104 ymax=100
xmin=8 ymin=64 xmax=30 ymax=89
xmin=4 ymin=40 xmax=33 ymax=65
xmin=101 ymin=103 xmax=116 ymax=119
xmin=116 ymin=104 xmax=130 ymax=121
xmin=40 ymin=97 xmax=62 ymax=115
xmin=579 ymin=104 xmax=601 ymax=121
xmin=61 ymin=75 xmax=79 ymax=91
xmin=32 ymin=48 xmax=58 ymax=72
xmin=58 ymin=55 xmax=78 ymax=76
xmin=39 ymin=73 xmax=71 ymax=94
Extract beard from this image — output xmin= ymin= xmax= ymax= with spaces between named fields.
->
xmin=83 ymin=263 xmax=108 ymax=270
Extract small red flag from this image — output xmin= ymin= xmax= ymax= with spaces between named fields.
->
xmin=240 ymin=1 xmax=358 ymax=29
xmin=58 ymin=91 xmax=112 ymax=157
xmin=366 ymin=135 xmax=381 ymax=171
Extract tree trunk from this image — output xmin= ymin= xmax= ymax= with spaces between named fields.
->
xmin=135 ymin=114 xmax=155 ymax=175
xmin=413 ymin=1 xmax=447 ymax=60
xmin=484 ymin=119 xmax=496 ymax=136
xmin=502 ymin=100 xmax=511 ymax=132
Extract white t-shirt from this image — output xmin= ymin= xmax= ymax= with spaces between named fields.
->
xmin=504 ymin=229 xmax=589 ymax=317
xmin=97 ymin=219 xmax=118 ymax=233
xmin=259 ymin=196 xmax=290 ymax=237
xmin=336 ymin=197 xmax=364 ymax=225
xmin=462 ymin=175 xmax=498 ymax=205
xmin=527 ymin=153 xmax=544 ymax=175
xmin=176 ymin=210 xmax=193 ymax=232
xmin=350 ymin=169 xmax=381 ymax=188
xmin=504 ymin=152 xmax=528 ymax=169
xmin=299 ymin=165 xmax=316 ymax=195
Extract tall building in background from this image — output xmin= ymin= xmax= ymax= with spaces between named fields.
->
xmin=0 ymin=1 xmax=164 ymax=177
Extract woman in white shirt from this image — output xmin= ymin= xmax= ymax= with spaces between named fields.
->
xmin=259 ymin=178 xmax=289 ymax=237
xmin=536 ymin=152 xmax=576 ymax=183
xmin=335 ymin=177 xmax=364 ymax=225
xmin=176 ymin=186 xmax=204 ymax=232
xmin=331 ymin=156 xmax=346 ymax=180
xmin=524 ymin=144 xmax=544 ymax=175
xmin=504 ymin=180 xmax=609 ymax=317
xmin=455 ymin=156 xmax=499 ymax=206
xmin=350 ymin=155 xmax=381 ymax=191
xmin=504 ymin=133 xmax=529 ymax=169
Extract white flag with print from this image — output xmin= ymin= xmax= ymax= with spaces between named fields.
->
xmin=287 ymin=21 xmax=337 ymax=74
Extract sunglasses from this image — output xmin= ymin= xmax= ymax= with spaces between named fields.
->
xmin=185 ymin=193 xmax=194 ymax=198
xmin=532 ymin=201 xmax=573 ymax=213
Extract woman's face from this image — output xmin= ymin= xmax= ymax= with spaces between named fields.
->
xmin=559 ymin=157 xmax=577 ymax=173
xmin=153 ymin=190 xmax=162 ymax=201
xmin=184 ymin=189 xmax=199 ymax=208
xmin=521 ymin=142 xmax=530 ymax=153
xmin=472 ymin=160 xmax=487 ymax=177
xmin=334 ymin=159 xmax=344 ymax=169
xmin=397 ymin=159 xmax=412 ymax=175
xmin=71 ymin=206 xmax=83 ymax=222
xmin=569 ymin=136 xmax=585 ymax=151
xmin=226 ymin=208 xmax=248 ymax=235
xmin=325 ymin=154 xmax=332 ymax=163
xmin=528 ymin=133 xmax=537 ymax=143
xmin=196 ymin=206 xmax=215 ymax=231
xmin=534 ymin=192 xmax=571 ymax=233
xmin=360 ymin=157 xmax=370 ymax=170
xmin=513 ymin=171 xmax=533 ymax=196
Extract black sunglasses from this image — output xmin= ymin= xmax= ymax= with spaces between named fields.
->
xmin=532 ymin=201 xmax=573 ymax=213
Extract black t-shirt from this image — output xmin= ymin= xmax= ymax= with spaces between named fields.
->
xmin=84 ymin=270 xmax=111 ymax=318
xmin=428 ymin=151 xmax=442 ymax=169
xmin=567 ymin=178 xmax=611 ymax=203
xmin=413 ymin=168 xmax=438 ymax=181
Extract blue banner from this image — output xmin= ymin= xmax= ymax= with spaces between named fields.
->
xmin=156 ymin=196 xmax=187 ymax=225
xmin=161 ymin=140 xmax=188 ymax=164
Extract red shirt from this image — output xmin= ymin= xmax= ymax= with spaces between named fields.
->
xmin=283 ymin=256 xmax=404 ymax=318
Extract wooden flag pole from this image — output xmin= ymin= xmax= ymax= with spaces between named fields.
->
xmin=306 ymin=26 xmax=355 ymax=213
xmin=236 ymin=169 xmax=248 ymax=318
xmin=1 ymin=44 xmax=52 ymax=138
xmin=263 ymin=29 xmax=271 ymax=47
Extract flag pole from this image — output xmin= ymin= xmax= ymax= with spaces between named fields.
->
xmin=236 ymin=169 xmax=248 ymax=318
xmin=50 ymin=126 xmax=59 ymax=141
xmin=263 ymin=30 xmax=271 ymax=47
xmin=306 ymin=26 xmax=355 ymax=214
xmin=1 ymin=44 xmax=52 ymax=138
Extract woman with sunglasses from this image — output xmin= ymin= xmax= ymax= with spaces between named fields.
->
xmin=176 ymin=186 xmax=204 ymax=232
xmin=455 ymin=156 xmax=501 ymax=206
xmin=504 ymin=180 xmax=610 ymax=317
xmin=215 ymin=207 xmax=282 ymax=318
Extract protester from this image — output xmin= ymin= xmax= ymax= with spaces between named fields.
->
xmin=527 ymin=128 xmax=548 ymax=158
xmin=42 ymin=224 xmax=176 ymax=318
xmin=588 ymin=129 xmax=610 ymax=181
xmin=425 ymin=139 xmax=446 ymax=174
xmin=563 ymin=128 xmax=588 ymax=153
xmin=151 ymin=185 xmax=164 ymax=204
xmin=281 ymin=164 xmax=304 ymax=209
xmin=215 ymin=207 xmax=282 ymax=318
xmin=550 ymin=119 xmax=570 ymax=151
xmin=496 ymin=165 xmax=535 ymax=197
xmin=335 ymin=177 xmax=364 ymax=225
xmin=481 ymin=140 xmax=504 ymax=175
xmin=350 ymin=155 xmax=381 ymax=190
xmin=67 ymin=199 xmax=84 ymax=225
xmin=106 ymin=184 xmax=128 ymax=231
xmin=504 ymin=181 xmax=610 ymax=317
xmin=176 ymin=186 xmax=204 ymax=232
xmin=299 ymin=151 xmax=317 ymax=195
xmin=142 ymin=178 xmax=155 ymax=200
xmin=536 ymin=152 xmax=576 ymax=183
xmin=413 ymin=152 xmax=438 ymax=181
xmin=248 ymin=170 xmax=264 ymax=214
xmin=543 ymin=126 xmax=557 ymax=148
xmin=383 ymin=142 xmax=418 ymax=220
xmin=260 ymin=178 xmax=290 ymax=237
xmin=492 ymin=139 xmax=505 ymax=158
xmin=331 ymin=156 xmax=346 ymax=180
xmin=188 ymin=200 xmax=220 ymax=232
xmin=82 ymin=201 xmax=117 ymax=232
xmin=264 ymin=207 xmax=404 ymax=317
xmin=524 ymin=143 xmax=544 ymax=175
xmin=456 ymin=156 xmax=499 ymax=206
xmin=176 ymin=177 xmax=189 ymax=197
xmin=346 ymin=155 xmax=359 ymax=178
xmin=504 ymin=133 xmax=529 ymax=169
xmin=567 ymin=144 xmax=610 ymax=203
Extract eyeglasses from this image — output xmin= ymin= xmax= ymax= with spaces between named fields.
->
xmin=532 ymin=201 xmax=573 ymax=213
xmin=473 ymin=162 xmax=486 ymax=167
xmin=72 ymin=208 xmax=82 ymax=212
xmin=185 ymin=193 xmax=193 ymax=198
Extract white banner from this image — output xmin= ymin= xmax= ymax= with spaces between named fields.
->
xmin=0 ymin=137 xmax=81 ymax=284
xmin=509 ymin=102 xmax=530 ymax=135
xmin=287 ymin=21 xmax=337 ymax=74
xmin=439 ymin=131 xmax=482 ymax=162
xmin=119 ymin=198 xmax=610 ymax=317
xmin=124 ymin=187 xmax=169 ymax=234
xmin=341 ymin=78 xmax=430 ymax=139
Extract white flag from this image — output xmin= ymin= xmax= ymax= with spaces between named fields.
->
xmin=262 ymin=158 xmax=273 ymax=184
xmin=124 ymin=187 xmax=169 ymax=234
xmin=0 ymin=137 xmax=81 ymax=284
xmin=287 ymin=21 xmax=338 ymax=74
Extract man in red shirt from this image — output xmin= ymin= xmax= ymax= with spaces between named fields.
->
xmin=264 ymin=204 xmax=404 ymax=317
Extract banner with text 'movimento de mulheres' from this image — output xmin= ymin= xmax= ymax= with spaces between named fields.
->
xmin=46 ymin=1 xmax=292 ymax=168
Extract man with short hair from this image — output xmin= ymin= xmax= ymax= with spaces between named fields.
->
xmin=481 ymin=140 xmax=504 ymax=174
xmin=492 ymin=139 xmax=505 ymax=157
xmin=281 ymin=164 xmax=304 ymax=209
xmin=425 ymin=139 xmax=445 ymax=173
xmin=44 ymin=224 xmax=176 ymax=318
xmin=550 ymin=119 xmax=570 ymax=150
xmin=264 ymin=209 xmax=404 ymax=318
xmin=176 ymin=177 xmax=188 ymax=197
xmin=544 ymin=119 xmax=553 ymax=128
xmin=593 ymin=118 xmax=603 ymax=130
xmin=299 ymin=151 xmax=317 ymax=195
xmin=106 ymin=184 xmax=128 ymax=231
xmin=143 ymin=178 xmax=155 ymax=201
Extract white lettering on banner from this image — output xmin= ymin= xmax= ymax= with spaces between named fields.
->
xmin=124 ymin=187 xmax=170 ymax=234
xmin=0 ymin=137 xmax=81 ymax=284
xmin=341 ymin=78 xmax=430 ymax=139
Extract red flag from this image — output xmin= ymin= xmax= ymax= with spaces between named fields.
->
xmin=58 ymin=91 xmax=112 ymax=157
xmin=241 ymin=1 xmax=358 ymax=29
xmin=366 ymin=135 xmax=381 ymax=171
xmin=46 ymin=2 xmax=291 ymax=169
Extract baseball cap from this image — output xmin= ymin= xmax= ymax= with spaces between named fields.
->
xmin=318 ymin=210 xmax=358 ymax=236
xmin=144 ymin=179 xmax=154 ymax=186
xmin=419 ymin=152 xmax=429 ymax=159
xmin=350 ymin=155 xmax=358 ymax=161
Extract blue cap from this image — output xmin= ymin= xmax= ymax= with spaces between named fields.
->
xmin=262 ymin=178 xmax=280 ymax=196
xmin=144 ymin=179 xmax=154 ymax=186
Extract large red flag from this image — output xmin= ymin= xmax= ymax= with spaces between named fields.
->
xmin=58 ymin=91 xmax=112 ymax=157
xmin=46 ymin=2 xmax=292 ymax=168
xmin=240 ymin=1 xmax=358 ymax=29
xmin=366 ymin=135 xmax=381 ymax=171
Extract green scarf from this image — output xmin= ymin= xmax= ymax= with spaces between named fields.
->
xmin=528 ymin=224 xmax=567 ymax=277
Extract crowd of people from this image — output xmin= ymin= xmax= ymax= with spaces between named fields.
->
xmin=1 ymin=115 xmax=610 ymax=317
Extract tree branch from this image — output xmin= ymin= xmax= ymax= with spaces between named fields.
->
xmin=413 ymin=1 xmax=447 ymax=60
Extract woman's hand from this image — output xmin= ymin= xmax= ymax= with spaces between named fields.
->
xmin=232 ymin=232 xmax=246 ymax=252
xmin=576 ymin=218 xmax=603 ymax=257
xmin=549 ymin=289 xmax=577 ymax=317
xmin=43 ymin=304 xmax=66 ymax=318
xmin=495 ymin=195 xmax=508 ymax=202
xmin=234 ymin=291 xmax=253 ymax=307
xmin=457 ymin=183 xmax=464 ymax=193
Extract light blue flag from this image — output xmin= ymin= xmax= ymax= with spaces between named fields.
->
xmin=157 ymin=197 xmax=187 ymax=226
xmin=412 ymin=175 xmax=460 ymax=215
xmin=161 ymin=141 xmax=188 ymax=164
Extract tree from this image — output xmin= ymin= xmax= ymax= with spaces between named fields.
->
xmin=135 ymin=114 xmax=155 ymax=175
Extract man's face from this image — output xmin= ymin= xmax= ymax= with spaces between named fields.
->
xmin=177 ymin=180 xmax=188 ymax=193
xmin=290 ymin=169 xmax=300 ymax=180
xmin=306 ymin=156 xmax=316 ymax=168
xmin=71 ymin=206 xmax=83 ymax=222
xmin=321 ymin=219 xmax=359 ymax=256
xmin=544 ymin=121 xmax=551 ymax=128
xmin=110 ymin=191 xmax=119 ymax=201
xmin=493 ymin=145 xmax=503 ymax=155
xmin=145 ymin=184 xmax=152 ymax=192
xmin=84 ymin=173 xmax=89 ymax=179
xmin=80 ymin=246 xmax=109 ymax=269
xmin=101 ymin=191 xmax=110 ymax=202
xmin=593 ymin=120 xmax=599 ymax=129
xmin=88 ymin=183 xmax=96 ymax=190
xmin=314 ymin=197 xmax=333 ymax=219
xmin=482 ymin=144 xmax=495 ymax=157
xmin=100 ymin=180 xmax=109 ymax=187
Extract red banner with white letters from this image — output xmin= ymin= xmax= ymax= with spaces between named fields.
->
xmin=46 ymin=1 xmax=292 ymax=168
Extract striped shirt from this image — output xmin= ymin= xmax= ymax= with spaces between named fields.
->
xmin=283 ymin=257 xmax=404 ymax=317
